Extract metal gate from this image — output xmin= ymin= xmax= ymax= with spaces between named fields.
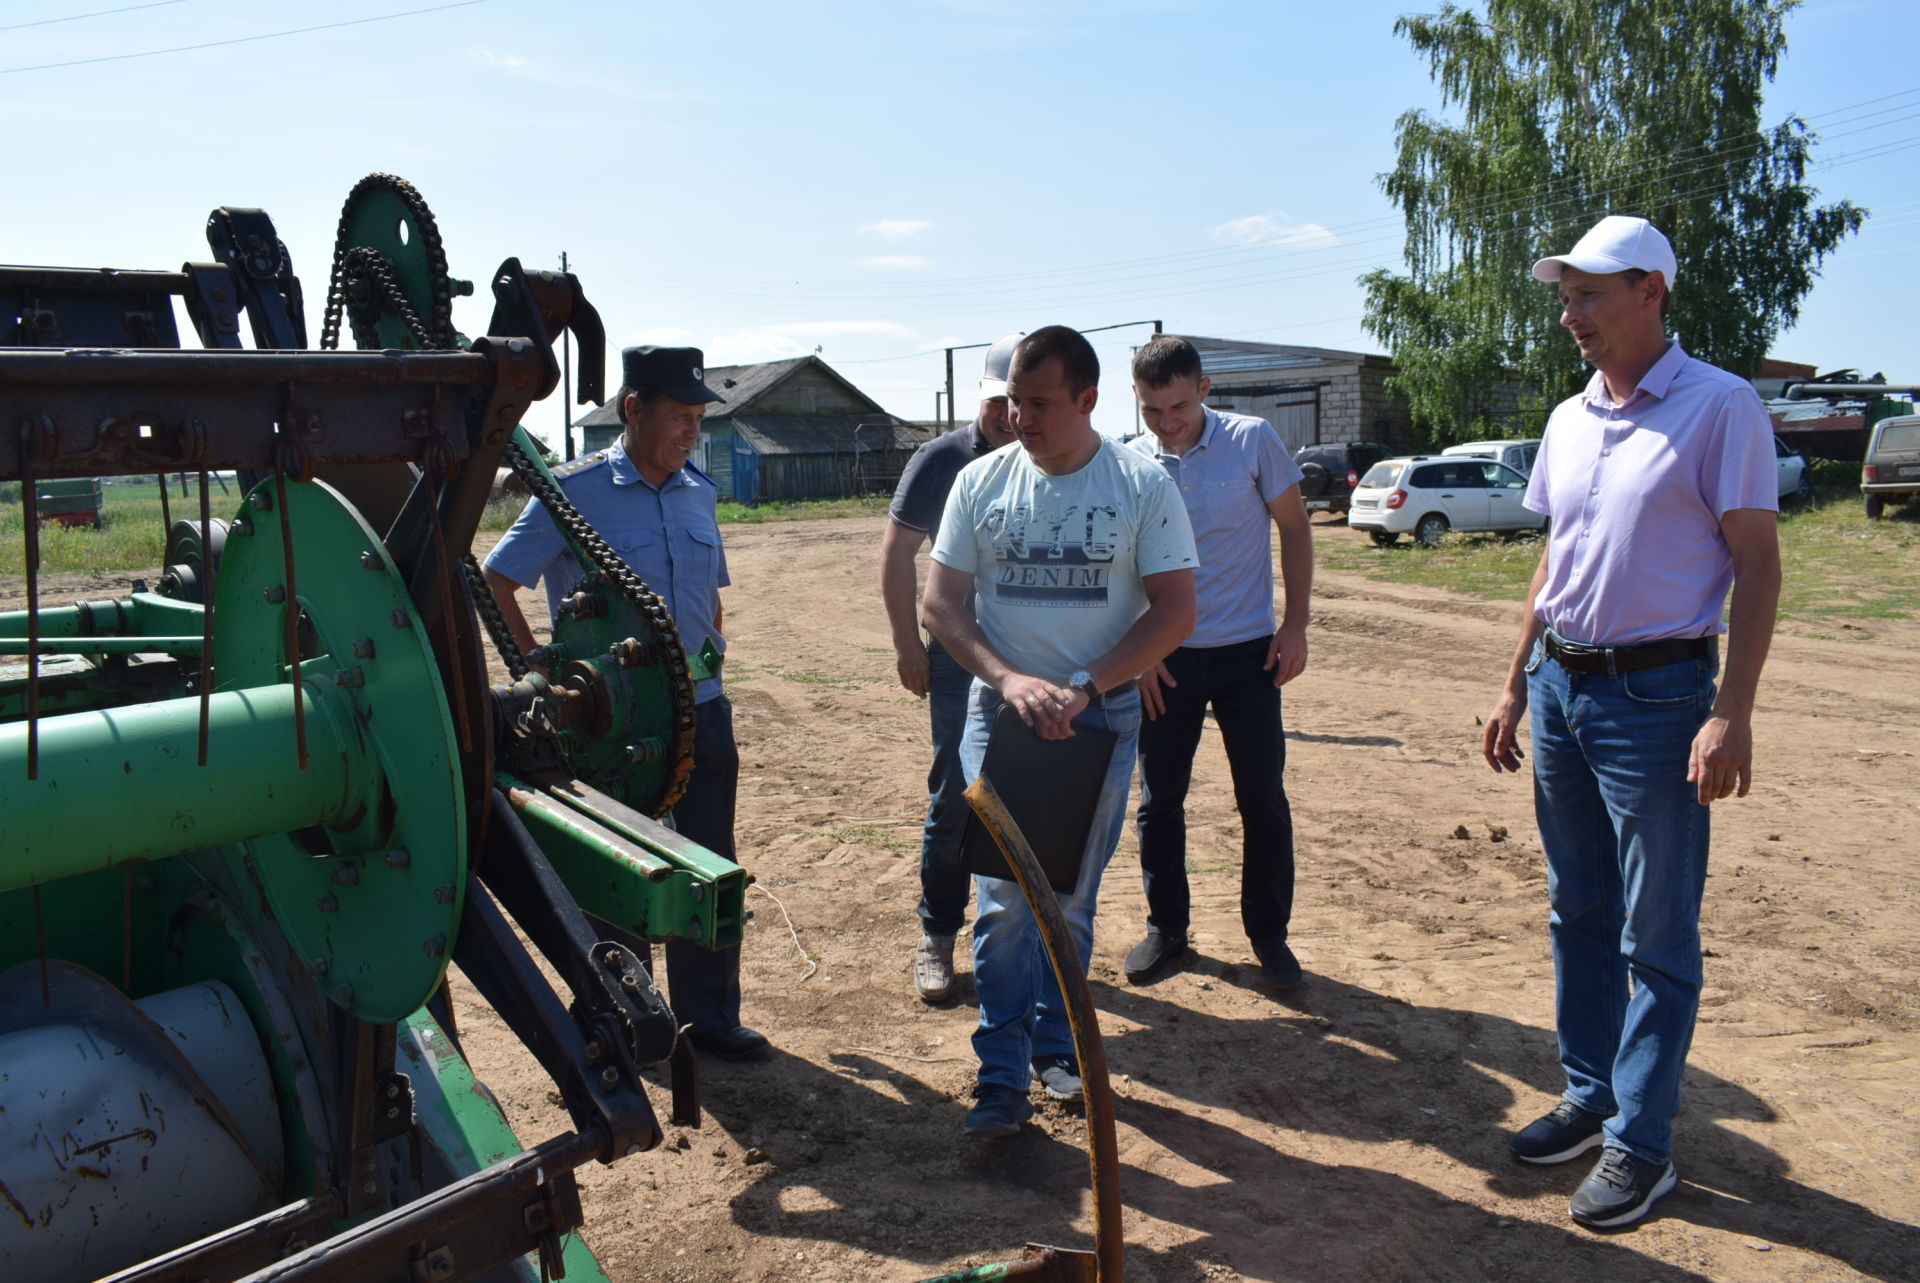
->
xmin=1208 ymin=382 xmax=1320 ymax=451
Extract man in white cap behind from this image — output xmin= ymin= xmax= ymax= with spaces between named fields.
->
xmin=880 ymin=334 xmax=1021 ymax=1002
xmin=1482 ymin=216 xmax=1781 ymax=1227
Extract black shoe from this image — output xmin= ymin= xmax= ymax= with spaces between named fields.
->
xmin=685 ymin=1023 xmax=771 ymax=1062
xmin=1569 ymin=1147 xmax=1677 ymax=1228
xmin=1123 ymin=932 xmax=1190 ymax=984
xmin=1252 ymin=938 xmax=1303 ymax=988
xmin=1509 ymin=1100 xmax=1606 ymax=1165
xmin=963 ymin=1084 xmax=1034 ymax=1138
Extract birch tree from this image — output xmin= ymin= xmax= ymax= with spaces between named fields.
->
xmin=1361 ymin=0 xmax=1864 ymax=443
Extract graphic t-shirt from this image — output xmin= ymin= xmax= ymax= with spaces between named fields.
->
xmin=931 ymin=437 xmax=1197 ymax=683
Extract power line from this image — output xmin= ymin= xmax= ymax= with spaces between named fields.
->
xmin=0 ymin=0 xmax=490 ymax=75
xmin=0 ymin=1 xmax=185 ymax=33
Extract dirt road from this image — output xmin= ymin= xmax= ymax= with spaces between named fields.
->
xmin=452 ymin=514 xmax=1918 ymax=1282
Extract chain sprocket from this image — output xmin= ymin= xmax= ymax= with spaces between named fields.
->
xmin=320 ymin=171 xmax=699 ymax=815
xmin=319 ymin=173 xmax=454 ymax=351
xmin=501 ymin=439 xmax=698 ymax=816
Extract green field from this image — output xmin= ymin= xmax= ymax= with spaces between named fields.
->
xmin=0 ymin=479 xmax=891 ymax=577
xmin=1317 ymin=459 xmax=1919 ymax=634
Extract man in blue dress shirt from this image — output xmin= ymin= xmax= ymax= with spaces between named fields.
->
xmin=1123 ymin=336 xmax=1314 ymax=990
xmin=483 ymin=345 xmax=769 ymax=1062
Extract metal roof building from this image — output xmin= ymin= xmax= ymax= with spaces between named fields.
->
xmin=574 ymin=355 xmax=929 ymax=504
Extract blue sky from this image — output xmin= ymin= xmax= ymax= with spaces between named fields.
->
xmin=3 ymin=0 xmax=1913 ymax=443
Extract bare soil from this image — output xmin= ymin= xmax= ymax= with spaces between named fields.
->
xmin=16 ymin=515 xmax=1918 ymax=1281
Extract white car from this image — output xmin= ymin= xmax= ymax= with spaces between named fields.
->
xmin=1774 ymin=434 xmax=1810 ymax=503
xmin=1441 ymin=438 xmax=1542 ymax=476
xmin=1348 ymin=456 xmax=1546 ymax=547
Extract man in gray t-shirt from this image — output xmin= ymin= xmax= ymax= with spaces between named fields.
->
xmin=923 ymin=326 xmax=1196 ymax=1138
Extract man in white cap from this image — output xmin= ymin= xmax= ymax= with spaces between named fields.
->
xmin=879 ymin=333 xmax=1021 ymax=1002
xmin=1482 ymin=216 xmax=1780 ymax=1227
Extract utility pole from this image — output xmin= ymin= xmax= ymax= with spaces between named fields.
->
xmin=561 ymin=250 xmax=574 ymax=461
xmin=943 ymin=320 xmax=1161 ymax=438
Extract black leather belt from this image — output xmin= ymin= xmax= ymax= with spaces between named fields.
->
xmin=1543 ymin=630 xmax=1714 ymax=677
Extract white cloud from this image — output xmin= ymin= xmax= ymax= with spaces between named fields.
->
xmin=859 ymin=219 xmax=932 ymax=239
xmin=1208 ymin=211 xmax=1339 ymax=249
xmin=858 ymin=254 xmax=930 ymax=269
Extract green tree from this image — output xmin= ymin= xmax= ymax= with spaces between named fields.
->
xmin=1362 ymin=0 xmax=1865 ymax=445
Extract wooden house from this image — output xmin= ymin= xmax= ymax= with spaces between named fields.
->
xmin=573 ymin=355 xmax=929 ymax=504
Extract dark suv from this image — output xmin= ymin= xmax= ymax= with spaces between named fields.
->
xmin=1295 ymin=441 xmax=1395 ymax=515
xmin=1862 ymin=413 xmax=1920 ymax=519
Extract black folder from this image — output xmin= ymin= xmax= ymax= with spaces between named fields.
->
xmin=960 ymin=701 xmax=1120 ymax=894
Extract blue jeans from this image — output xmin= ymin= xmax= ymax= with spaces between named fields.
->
xmin=916 ymin=635 xmax=975 ymax=937
xmin=962 ymin=680 xmax=1140 ymax=1092
xmin=1527 ymin=641 xmax=1717 ymax=1165
xmin=1135 ymin=636 xmax=1295 ymax=945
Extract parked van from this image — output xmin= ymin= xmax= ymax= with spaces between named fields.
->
xmin=1440 ymin=438 xmax=1541 ymax=477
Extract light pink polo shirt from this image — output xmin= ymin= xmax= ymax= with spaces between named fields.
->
xmin=1525 ymin=343 xmax=1777 ymax=646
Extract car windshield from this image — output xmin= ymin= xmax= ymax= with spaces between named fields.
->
xmin=1879 ymin=423 xmax=1920 ymax=452
xmin=1359 ymin=461 xmax=1404 ymax=487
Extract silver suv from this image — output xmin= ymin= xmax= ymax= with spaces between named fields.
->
xmin=1862 ymin=414 xmax=1920 ymax=519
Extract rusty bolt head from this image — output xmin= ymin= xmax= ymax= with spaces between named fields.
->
xmin=231 ymin=518 xmax=253 ymax=536
xmin=582 ymin=1040 xmax=603 ymax=1066
xmin=134 ymin=872 xmax=157 ymax=891
xmin=359 ymin=550 xmax=382 ymax=571
xmin=315 ymin=894 xmax=338 ymax=913
xmin=385 ymin=848 xmax=412 ymax=869
xmin=433 ymin=883 xmax=456 ymax=905
xmin=386 ymin=1081 xmax=401 ymax=1099
xmin=331 ymin=983 xmax=354 ymax=1005
xmin=385 ymin=1105 xmax=400 ymax=1120
xmin=330 ymin=864 xmax=360 ymax=886
xmin=263 ymin=584 xmax=286 ymax=604
xmin=600 ymin=1066 xmax=620 ymax=1090
xmin=306 ymin=956 xmax=330 ymax=975
xmin=333 ymin=666 xmax=365 ymax=689
xmin=689 ymin=883 xmax=704 ymax=903
xmin=252 ymin=491 xmax=273 ymax=512
xmin=390 ymin=608 xmax=412 ymax=629
xmin=422 ymin=936 xmax=446 ymax=958
xmin=351 ymin=638 xmax=375 ymax=660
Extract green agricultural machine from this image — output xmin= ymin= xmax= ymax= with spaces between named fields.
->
xmin=0 ymin=176 xmax=743 ymax=1282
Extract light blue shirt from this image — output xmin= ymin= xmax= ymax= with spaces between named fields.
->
xmin=1526 ymin=343 xmax=1777 ymax=646
xmin=484 ymin=435 xmax=730 ymax=702
xmin=931 ymin=438 xmax=1196 ymax=684
xmin=1128 ymin=407 xmax=1302 ymax=648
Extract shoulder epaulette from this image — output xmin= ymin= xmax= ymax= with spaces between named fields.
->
xmin=552 ymin=451 xmax=608 ymax=481
xmin=684 ymin=459 xmax=719 ymax=488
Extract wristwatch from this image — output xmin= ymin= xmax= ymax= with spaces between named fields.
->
xmin=1067 ymin=668 xmax=1099 ymax=700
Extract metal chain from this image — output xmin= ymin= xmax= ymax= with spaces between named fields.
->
xmin=319 ymin=173 xmax=454 ymax=351
xmin=317 ymin=171 xmax=697 ymax=813
xmin=462 ymin=553 xmax=529 ymax=680
xmin=501 ymin=439 xmax=698 ymax=815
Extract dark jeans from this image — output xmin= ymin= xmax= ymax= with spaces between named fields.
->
xmin=663 ymin=696 xmax=745 ymax=1029
xmin=916 ymin=634 xmax=974 ymax=937
xmin=1135 ymin=636 xmax=1295 ymax=945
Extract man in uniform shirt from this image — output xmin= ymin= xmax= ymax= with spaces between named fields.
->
xmin=1123 ymin=336 xmax=1314 ymax=990
xmin=483 ymin=345 xmax=769 ymax=1062
xmin=880 ymin=333 xmax=1021 ymax=1003
xmin=1483 ymin=216 xmax=1780 ymax=1227
xmin=923 ymin=326 xmax=1197 ymax=1136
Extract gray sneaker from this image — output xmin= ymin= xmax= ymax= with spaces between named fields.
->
xmin=1032 ymin=1055 xmax=1083 ymax=1102
xmin=913 ymin=933 xmax=957 ymax=1003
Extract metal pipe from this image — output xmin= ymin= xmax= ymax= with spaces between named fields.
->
xmin=965 ymin=775 xmax=1124 ymax=1282
xmin=0 ymin=684 xmax=360 ymax=890
xmin=1783 ymin=382 xmax=1920 ymax=400
xmin=0 ymin=636 xmax=205 ymax=656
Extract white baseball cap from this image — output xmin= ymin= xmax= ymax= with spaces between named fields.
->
xmin=979 ymin=332 xmax=1023 ymax=399
xmin=1532 ymin=216 xmax=1678 ymax=285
